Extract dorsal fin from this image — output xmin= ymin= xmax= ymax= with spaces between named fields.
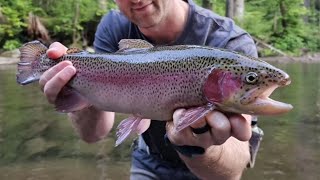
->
xmin=118 ymin=39 xmax=153 ymax=52
xmin=66 ymin=48 xmax=84 ymax=54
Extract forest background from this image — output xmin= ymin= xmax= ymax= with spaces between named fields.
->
xmin=0 ymin=0 xmax=319 ymax=56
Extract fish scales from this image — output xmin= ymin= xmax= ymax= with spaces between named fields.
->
xmin=62 ymin=46 xmax=234 ymax=120
xmin=17 ymin=40 xmax=292 ymax=145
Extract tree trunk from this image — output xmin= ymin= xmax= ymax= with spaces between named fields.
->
xmin=316 ymin=0 xmax=320 ymax=26
xmin=279 ymin=0 xmax=288 ymax=31
xmin=0 ymin=9 xmax=5 ymax=24
xmin=72 ymin=0 xmax=81 ymax=46
xmin=226 ymin=0 xmax=245 ymax=22
xmin=304 ymin=0 xmax=311 ymax=22
xmin=202 ymin=0 xmax=213 ymax=10
xmin=316 ymin=0 xmax=320 ymax=10
xmin=234 ymin=0 xmax=244 ymax=22
xmin=27 ymin=12 xmax=50 ymax=43
xmin=226 ymin=0 xmax=234 ymax=18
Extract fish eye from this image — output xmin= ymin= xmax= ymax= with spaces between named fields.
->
xmin=245 ymin=72 xmax=258 ymax=84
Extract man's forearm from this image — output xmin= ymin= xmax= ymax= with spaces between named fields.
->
xmin=180 ymin=137 xmax=250 ymax=180
xmin=68 ymin=107 xmax=115 ymax=143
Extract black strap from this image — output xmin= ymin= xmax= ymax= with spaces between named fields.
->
xmin=141 ymin=121 xmax=186 ymax=167
xmin=164 ymin=134 xmax=205 ymax=157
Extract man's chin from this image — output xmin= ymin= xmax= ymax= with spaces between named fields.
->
xmin=135 ymin=19 xmax=160 ymax=29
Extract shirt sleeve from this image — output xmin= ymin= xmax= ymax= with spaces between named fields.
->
xmin=93 ymin=10 xmax=130 ymax=53
xmin=225 ymin=33 xmax=258 ymax=58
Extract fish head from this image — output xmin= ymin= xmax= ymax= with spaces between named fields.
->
xmin=203 ymin=58 xmax=293 ymax=115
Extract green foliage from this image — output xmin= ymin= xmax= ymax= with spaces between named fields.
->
xmin=244 ymin=0 xmax=320 ymax=55
xmin=0 ymin=0 xmax=319 ymax=54
xmin=0 ymin=0 xmax=117 ymax=49
xmin=193 ymin=0 xmax=320 ymax=54
xmin=32 ymin=0 xmax=117 ymax=45
xmin=0 ymin=0 xmax=32 ymax=49
xmin=272 ymin=32 xmax=305 ymax=54
xmin=3 ymin=39 xmax=21 ymax=50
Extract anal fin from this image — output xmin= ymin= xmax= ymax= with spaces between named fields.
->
xmin=176 ymin=104 xmax=215 ymax=132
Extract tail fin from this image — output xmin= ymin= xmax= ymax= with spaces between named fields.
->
xmin=17 ymin=41 xmax=48 ymax=85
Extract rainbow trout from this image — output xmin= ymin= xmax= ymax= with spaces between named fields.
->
xmin=17 ymin=39 xmax=293 ymax=146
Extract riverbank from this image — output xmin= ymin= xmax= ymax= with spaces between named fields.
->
xmin=0 ymin=57 xmax=19 ymax=65
xmin=1 ymin=52 xmax=320 ymax=65
xmin=262 ymin=53 xmax=320 ymax=63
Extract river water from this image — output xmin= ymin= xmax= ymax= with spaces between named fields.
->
xmin=0 ymin=61 xmax=319 ymax=180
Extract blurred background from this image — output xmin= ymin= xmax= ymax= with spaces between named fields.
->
xmin=0 ymin=0 xmax=320 ymax=179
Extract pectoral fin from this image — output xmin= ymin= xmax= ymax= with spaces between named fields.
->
xmin=175 ymin=104 xmax=215 ymax=132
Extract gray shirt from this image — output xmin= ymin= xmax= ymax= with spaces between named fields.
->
xmin=94 ymin=0 xmax=257 ymax=58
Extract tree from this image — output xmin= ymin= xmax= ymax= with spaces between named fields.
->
xmin=243 ymin=0 xmax=320 ymax=54
xmin=226 ymin=0 xmax=245 ymax=22
xmin=202 ymin=0 xmax=213 ymax=10
xmin=234 ymin=0 xmax=244 ymax=21
xmin=72 ymin=0 xmax=81 ymax=46
xmin=226 ymin=0 xmax=234 ymax=18
xmin=27 ymin=12 xmax=50 ymax=43
xmin=0 ymin=0 xmax=34 ymax=50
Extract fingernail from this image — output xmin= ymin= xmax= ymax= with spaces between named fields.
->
xmin=65 ymin=66 xmax=76 ymax=76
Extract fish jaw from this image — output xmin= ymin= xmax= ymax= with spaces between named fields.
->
xmin=222 ymin=85 xmax=293 ymax=115
xmin=247 ymin=96 xmax=293 ymax=115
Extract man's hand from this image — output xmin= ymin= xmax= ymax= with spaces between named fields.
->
xmin=167 ymin=109 xmax=251 ymax=147
xmin=40 ymin=42 xmax=114 ymax=143
xmin=166 ymin=109 xmax=252 ymax=180
xmin=39 ymin=42 xmax=75 ymax=103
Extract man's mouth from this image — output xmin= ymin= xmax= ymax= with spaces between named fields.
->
xmin=132 ymin=2 xmax=153 ymax=12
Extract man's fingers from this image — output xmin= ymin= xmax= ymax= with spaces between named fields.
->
xmin=166 ymin=113 xmax=194 ymax=146
xmin=169 ymin=109 xmax=250 ymax=148
xmin=172 ymin=108 xmax=186 ymax=125
xmin=39 ymin=61 xmax=73 ymax=91
xmin=170 ymin=109 xmax=214 ymax=148
xmin=136 ymin=119 xmax=151 ymax=135
xmin=207 ymin=111 xmax=231 ymax=145
xmin=230 ymin=115 xmax=252 ymax=141
xmin=47 ymin=42 xmax=68 ymax=59
xmin=43 ymin=65 xmax=76 ymax=103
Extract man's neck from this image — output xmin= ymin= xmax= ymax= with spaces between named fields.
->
xmin=139 ymin=0 xmax=189 ymax=45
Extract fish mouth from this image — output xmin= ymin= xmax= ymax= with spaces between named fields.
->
xmin=247 ymin=85 xmax=293 ymax=115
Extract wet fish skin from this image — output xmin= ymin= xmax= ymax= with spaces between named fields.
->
xmin=16 ymin=40 xmax=292 ymax=145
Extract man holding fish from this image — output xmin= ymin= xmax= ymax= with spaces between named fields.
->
xmin=34 ymin=0 xmax=289 ymax=179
